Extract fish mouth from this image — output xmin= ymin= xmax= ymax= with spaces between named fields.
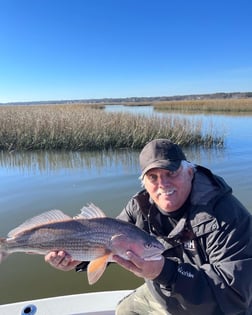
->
xmin=143 ymin=243 xmax=165 ymax=261
xmin=144 ymin=253 xmax=163 ymax=261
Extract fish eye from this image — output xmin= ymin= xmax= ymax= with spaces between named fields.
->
xmin=144 ymin=243 xmax=153 ymax=249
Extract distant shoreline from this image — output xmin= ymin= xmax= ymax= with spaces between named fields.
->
xmin=1 ymin=91 xmax=252 ymax=106
xmin=2 ymin=95 xmax=252 ymax=113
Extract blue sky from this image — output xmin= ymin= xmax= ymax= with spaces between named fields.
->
xmin=1 ymin=0 xmax=252 ymax=103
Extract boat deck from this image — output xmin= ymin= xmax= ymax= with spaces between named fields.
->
xmin=0 ymin=290 xmax=132 ymax=315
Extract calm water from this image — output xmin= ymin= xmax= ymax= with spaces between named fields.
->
xmin=0 ymin=108 xmax=252 ymax=305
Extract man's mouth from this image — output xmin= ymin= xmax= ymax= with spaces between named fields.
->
xmin=157 ymin=189 xmax=176 ymax=197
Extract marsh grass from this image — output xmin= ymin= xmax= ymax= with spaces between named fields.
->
xmin=0 ymin=105 xmax=224 ymax=151
xmin=153 ymin=98 xmax=252 ymax=112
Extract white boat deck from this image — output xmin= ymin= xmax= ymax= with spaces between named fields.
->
xmin=0 ymin=290 xmax=132 ymax=315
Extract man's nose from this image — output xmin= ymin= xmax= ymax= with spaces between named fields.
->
xmin=158 ymin=175 xmax=170 ymax=186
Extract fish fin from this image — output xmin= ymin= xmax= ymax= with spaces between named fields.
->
xmin=0 ymin=238 xmax=9 ymax=263
xmin=75 ymin=203 xmax=106 ymax=219
xmin=8 ymin=210 xmax=72 ymax=238
xmin=87 ymin=253 xmax=111 ymax=285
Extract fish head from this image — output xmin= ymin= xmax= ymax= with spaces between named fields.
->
xmin=110 ymin=232 xmax=164 ymax=261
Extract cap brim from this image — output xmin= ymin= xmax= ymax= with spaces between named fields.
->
xmin=141 ymin=160 xmax=181 ymax=178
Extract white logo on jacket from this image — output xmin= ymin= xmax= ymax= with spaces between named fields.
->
xmin=178 ymin=266 xmax=194 ymax=278
xmin=183 ymin=239 xmax=196 ymax=250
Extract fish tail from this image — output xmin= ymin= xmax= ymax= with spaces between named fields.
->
xmin=0 ymin=238 xmax=9 ymax=263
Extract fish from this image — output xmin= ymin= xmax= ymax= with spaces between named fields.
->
xmin=0 ymin=203 xmax=164 ymax=284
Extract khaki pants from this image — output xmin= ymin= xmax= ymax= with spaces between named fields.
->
xmin=115 ymin=284 xmax=168 ymax=315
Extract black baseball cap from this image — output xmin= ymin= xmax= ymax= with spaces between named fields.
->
xmin=139 ymin=139 xmax=187 ymax=177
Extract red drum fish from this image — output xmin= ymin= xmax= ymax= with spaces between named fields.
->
xmin=0 ymin=203 xmax=164 ymax=284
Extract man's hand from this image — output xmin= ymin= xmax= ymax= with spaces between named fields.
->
xmin=113 ymin=251 xmax=165 ymax=280
xmin=44 ymin=250 xmax=81 ymax=271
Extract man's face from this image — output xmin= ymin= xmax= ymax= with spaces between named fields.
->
xmin=143 ymin=166 xmax=193 ymax=212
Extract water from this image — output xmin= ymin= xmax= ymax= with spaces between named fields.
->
xmin=0 ymin=107 xmax=252 ymax=305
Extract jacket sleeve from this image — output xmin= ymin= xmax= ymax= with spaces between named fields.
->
xmin=154 ymin=195 xmax=252 ymax=314
xmin=75 ymin=261 xmax=89 ymax=272
xmin=116 ymin=197 xmax=139 ymax=223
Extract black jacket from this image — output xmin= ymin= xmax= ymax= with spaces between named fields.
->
xmin=117 ymin=166 xmax=252 ymax=315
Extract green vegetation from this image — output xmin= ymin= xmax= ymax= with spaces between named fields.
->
xmin=153 ymin=98 xmax=252 ymax=112
xmin=0 ymin=104 xmax=224 ymax=151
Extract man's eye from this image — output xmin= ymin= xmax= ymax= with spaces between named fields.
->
xmin=148 ymin=174 xmax=158 ymax=182
xmin=168 ymin=171 xmax=176 ymax=177
xmin=166 ymin=170 xmax=179 ymax=178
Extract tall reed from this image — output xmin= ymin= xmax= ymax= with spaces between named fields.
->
xmin=0 ymin=105 xmax=224 ymax=151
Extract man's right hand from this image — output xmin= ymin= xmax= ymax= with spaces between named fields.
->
xmin=44 ymin=250 xmax=81 ymax=271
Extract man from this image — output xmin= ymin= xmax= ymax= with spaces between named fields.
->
xmin=45 ymin=139 xmax=252 ymax=314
